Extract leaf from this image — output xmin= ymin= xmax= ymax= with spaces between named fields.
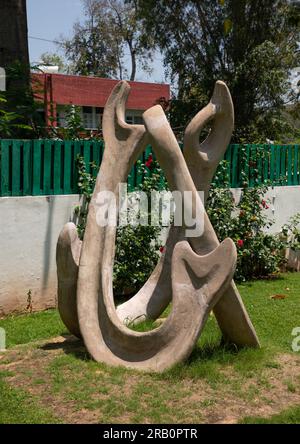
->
xmin=270 ymin=294 xmax=287 ymax=300
xmin=224 ymin=18 xmax=232 ymax=35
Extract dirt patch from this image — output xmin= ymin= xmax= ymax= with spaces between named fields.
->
xmin=1 ymin=336 xmax=299 ymax=424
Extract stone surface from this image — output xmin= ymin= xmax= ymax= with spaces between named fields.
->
xmin=57 ymin=80 xmax=259 ymax=372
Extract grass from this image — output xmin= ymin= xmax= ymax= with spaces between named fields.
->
xmin=0 ymin=309 xmax=67 ymax=348
xmin=239 ymin=272 xmax=300 ymax=352
xmin=0 ymin=370 xmax=59 ymax=424
xmin=0 ymin=272 xmax=299 ymax=424
xmin=241 ymin=405 xmax=300 ymax=424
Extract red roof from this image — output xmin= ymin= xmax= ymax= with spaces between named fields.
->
xmin=32 ymin=73 xmax=170 ymax=110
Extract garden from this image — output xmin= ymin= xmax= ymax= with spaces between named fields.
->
xmin=0 ymin=147 xmax=300 ymax=424
xmin=1 ymin=0 xmax=300 ymax=428
xmin=0 ymin=272 xmax=300 ymax=424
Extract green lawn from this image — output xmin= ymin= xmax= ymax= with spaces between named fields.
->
xmin=0 ymin=372 xmax=59 ymax=424
xmin=0 ymin=272 xmax=299 ymax=424
xmin=241 ymin=405 xmax=300 ymax=424
xmin=0 ymin=309 xmax=67 ymax=348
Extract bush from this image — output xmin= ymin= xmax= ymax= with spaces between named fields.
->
xmin=281 ymin=213 xmax=300 ymax=252
xmin=76 ymin=148 xmax=295 ymax=289
xmin=207 ymin=160 xmax=287 ymax=282
xmin=75 ymin=153 xmax=166 ymax=296
xmin=113 ymin=155 xmax=167 ymax=296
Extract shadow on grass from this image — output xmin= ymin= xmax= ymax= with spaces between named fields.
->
xmin=40 ymin=332 xmax=267 ymax=384
xmin=40 ymin=335 xmax=91 ymax=361
xmin=238 ymin=273 xmax=286 ymax=288
xmin=40 ymin=334 xmax=234 ymax=366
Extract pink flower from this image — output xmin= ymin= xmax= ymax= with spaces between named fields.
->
xmin=237 ymin=239 xmax=244 ymax=248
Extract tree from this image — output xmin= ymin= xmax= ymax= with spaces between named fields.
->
xmin=39 ymin=52 xmax=68 ymax=73
xmin=137 ymin=0 xmax=300 ymax=142
xmin=60 ymin=0 xmax=153 ymax=81
xmin=0 ymin=0 xmax=36 ymax=137
xmin=0 ymin=0 xmax=30 ymax=94
xmin=0 ymin=0 xmax=30 ymax=69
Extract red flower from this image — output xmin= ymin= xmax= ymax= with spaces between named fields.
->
xmin=145 ymin=154 xmax=153 ymax=168
xmin=261 ymin=199 xmax=269 ymax=209
xmin=159 ymin=246 xmax=165 ymax=253
xmin=237 ymin=239 xmax=244 ymax=248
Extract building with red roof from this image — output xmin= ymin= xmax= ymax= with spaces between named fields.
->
xmin=32 ymin=73 xmax=170 ymax=131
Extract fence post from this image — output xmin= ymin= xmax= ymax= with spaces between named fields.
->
xmin=23 ymin=140 xmax=32 ymax=195
xmin=0 ymin=140 xmax=11 ymax=196
xmin=32 ymin=140 xmax=42 ymax=196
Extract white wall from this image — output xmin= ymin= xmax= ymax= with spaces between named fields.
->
xmin=0 ymin=185 xmax=299 ymax=316
xmin=231 ymin=186 xmax=300 ymax=233
xmin=0 ymin=195 xmax=81 ymax=317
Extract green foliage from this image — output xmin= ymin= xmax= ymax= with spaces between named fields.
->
xmin=0 ymin=62 xmax=47 ymax=138
xmin=207 ymin=157 xmax=288 ymax=282
xmin=39 ymin=52 xmax=67 ymax=73
xmin=60 ymin=0 xmax=154 ymax=81
xmin=56 ymin=106 xmax=86 ymax=140
xmin=0 ymin=95 xmax=32 ymax=138
xmin=113 ymin=156 xmax=167 ymax=295
xmin=281 ymin=213 xmax=300 ymax=251
xmin=74 ymin=154 xmax=98 ymax=240
xmin=137 ymin=0 xmax=300 ymax=142
xmin=0 ymin=62 xmax=33 ymax=138
xmin=75 ymin=153 xmax=165 ymax=296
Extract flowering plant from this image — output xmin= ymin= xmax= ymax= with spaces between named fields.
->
xmin=207 ymin=160 xmax=287 ymax=281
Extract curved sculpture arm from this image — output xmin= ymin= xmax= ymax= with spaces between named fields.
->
xmin=57 ymin=80 xmax=259 ymax=360
xmin=183 ymin=81 xmax=234 ymax=199
xmin=77 ymin=92 xmax=236 ymax=371
xmin=56 ymin=222 xmax=82 ymax=338
xmin=75 ymin=93 xmax=238 ymax=371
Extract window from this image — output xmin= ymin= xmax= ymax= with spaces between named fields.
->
xmin=81 ymin=106 xmax=103 ymax=129
xmin=82 ymin=106 xmax=93 ymax=129
xmin=125 ymin=111 xmax=143 ymax=125
xmin=56 ymin=106 xmax=103 ymax=129
xmin=133 ymin=116 xmax=143 ymax=125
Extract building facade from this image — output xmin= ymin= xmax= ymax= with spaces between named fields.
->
xmin=32 ymin=73 xmax=170 ymax=132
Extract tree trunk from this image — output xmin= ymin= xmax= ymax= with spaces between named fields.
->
xmin=0 ymin=0 xmax=32 ymax=135
xmin=0 ymin=0 xmax=30 ymax=87
xmin=129 ymin=43 xmax=136 ymax=81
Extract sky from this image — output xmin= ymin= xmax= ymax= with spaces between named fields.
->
xmin=26 ymin=0 xmax=166 ymax=83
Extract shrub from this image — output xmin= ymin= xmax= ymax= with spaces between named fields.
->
xmin=76 ymin=148 xmax=294 ymax=289
xmin=207 ymin=160 xmax=287 ymax=282
xmin=75 ymin=153 xmax=166 ymax=296
xmin=281 ymin=213 xmax=300 ymax=252
xmin=113 ymin=156 xmax=166 ymax=296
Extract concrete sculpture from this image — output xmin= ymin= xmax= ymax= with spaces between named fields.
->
xmin=56 ymin=80 xmax=259 ymax=372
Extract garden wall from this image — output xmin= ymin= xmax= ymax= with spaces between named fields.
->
xmin=231 ymin=185 xmax=300 ymax=234
xmin=0 ymin=194 xmax=80 ymax=317
xmin=0 ymin=185 xmax=299 ymax=316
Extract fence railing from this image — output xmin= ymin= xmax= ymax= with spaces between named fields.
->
xmin=223 ymin=144 xmax=300 ymax=188
xmin=0 ymin=140 xmax=299 ymax=197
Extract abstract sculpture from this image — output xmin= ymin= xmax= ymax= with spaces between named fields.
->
xmin=56 ymin=80 xmax=259 ymax=372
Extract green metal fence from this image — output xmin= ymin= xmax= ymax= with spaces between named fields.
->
xmin=223 ymin=144 xmax=300 ymax=188
xmin=0 ymin=140 xmax=299 ymax=197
